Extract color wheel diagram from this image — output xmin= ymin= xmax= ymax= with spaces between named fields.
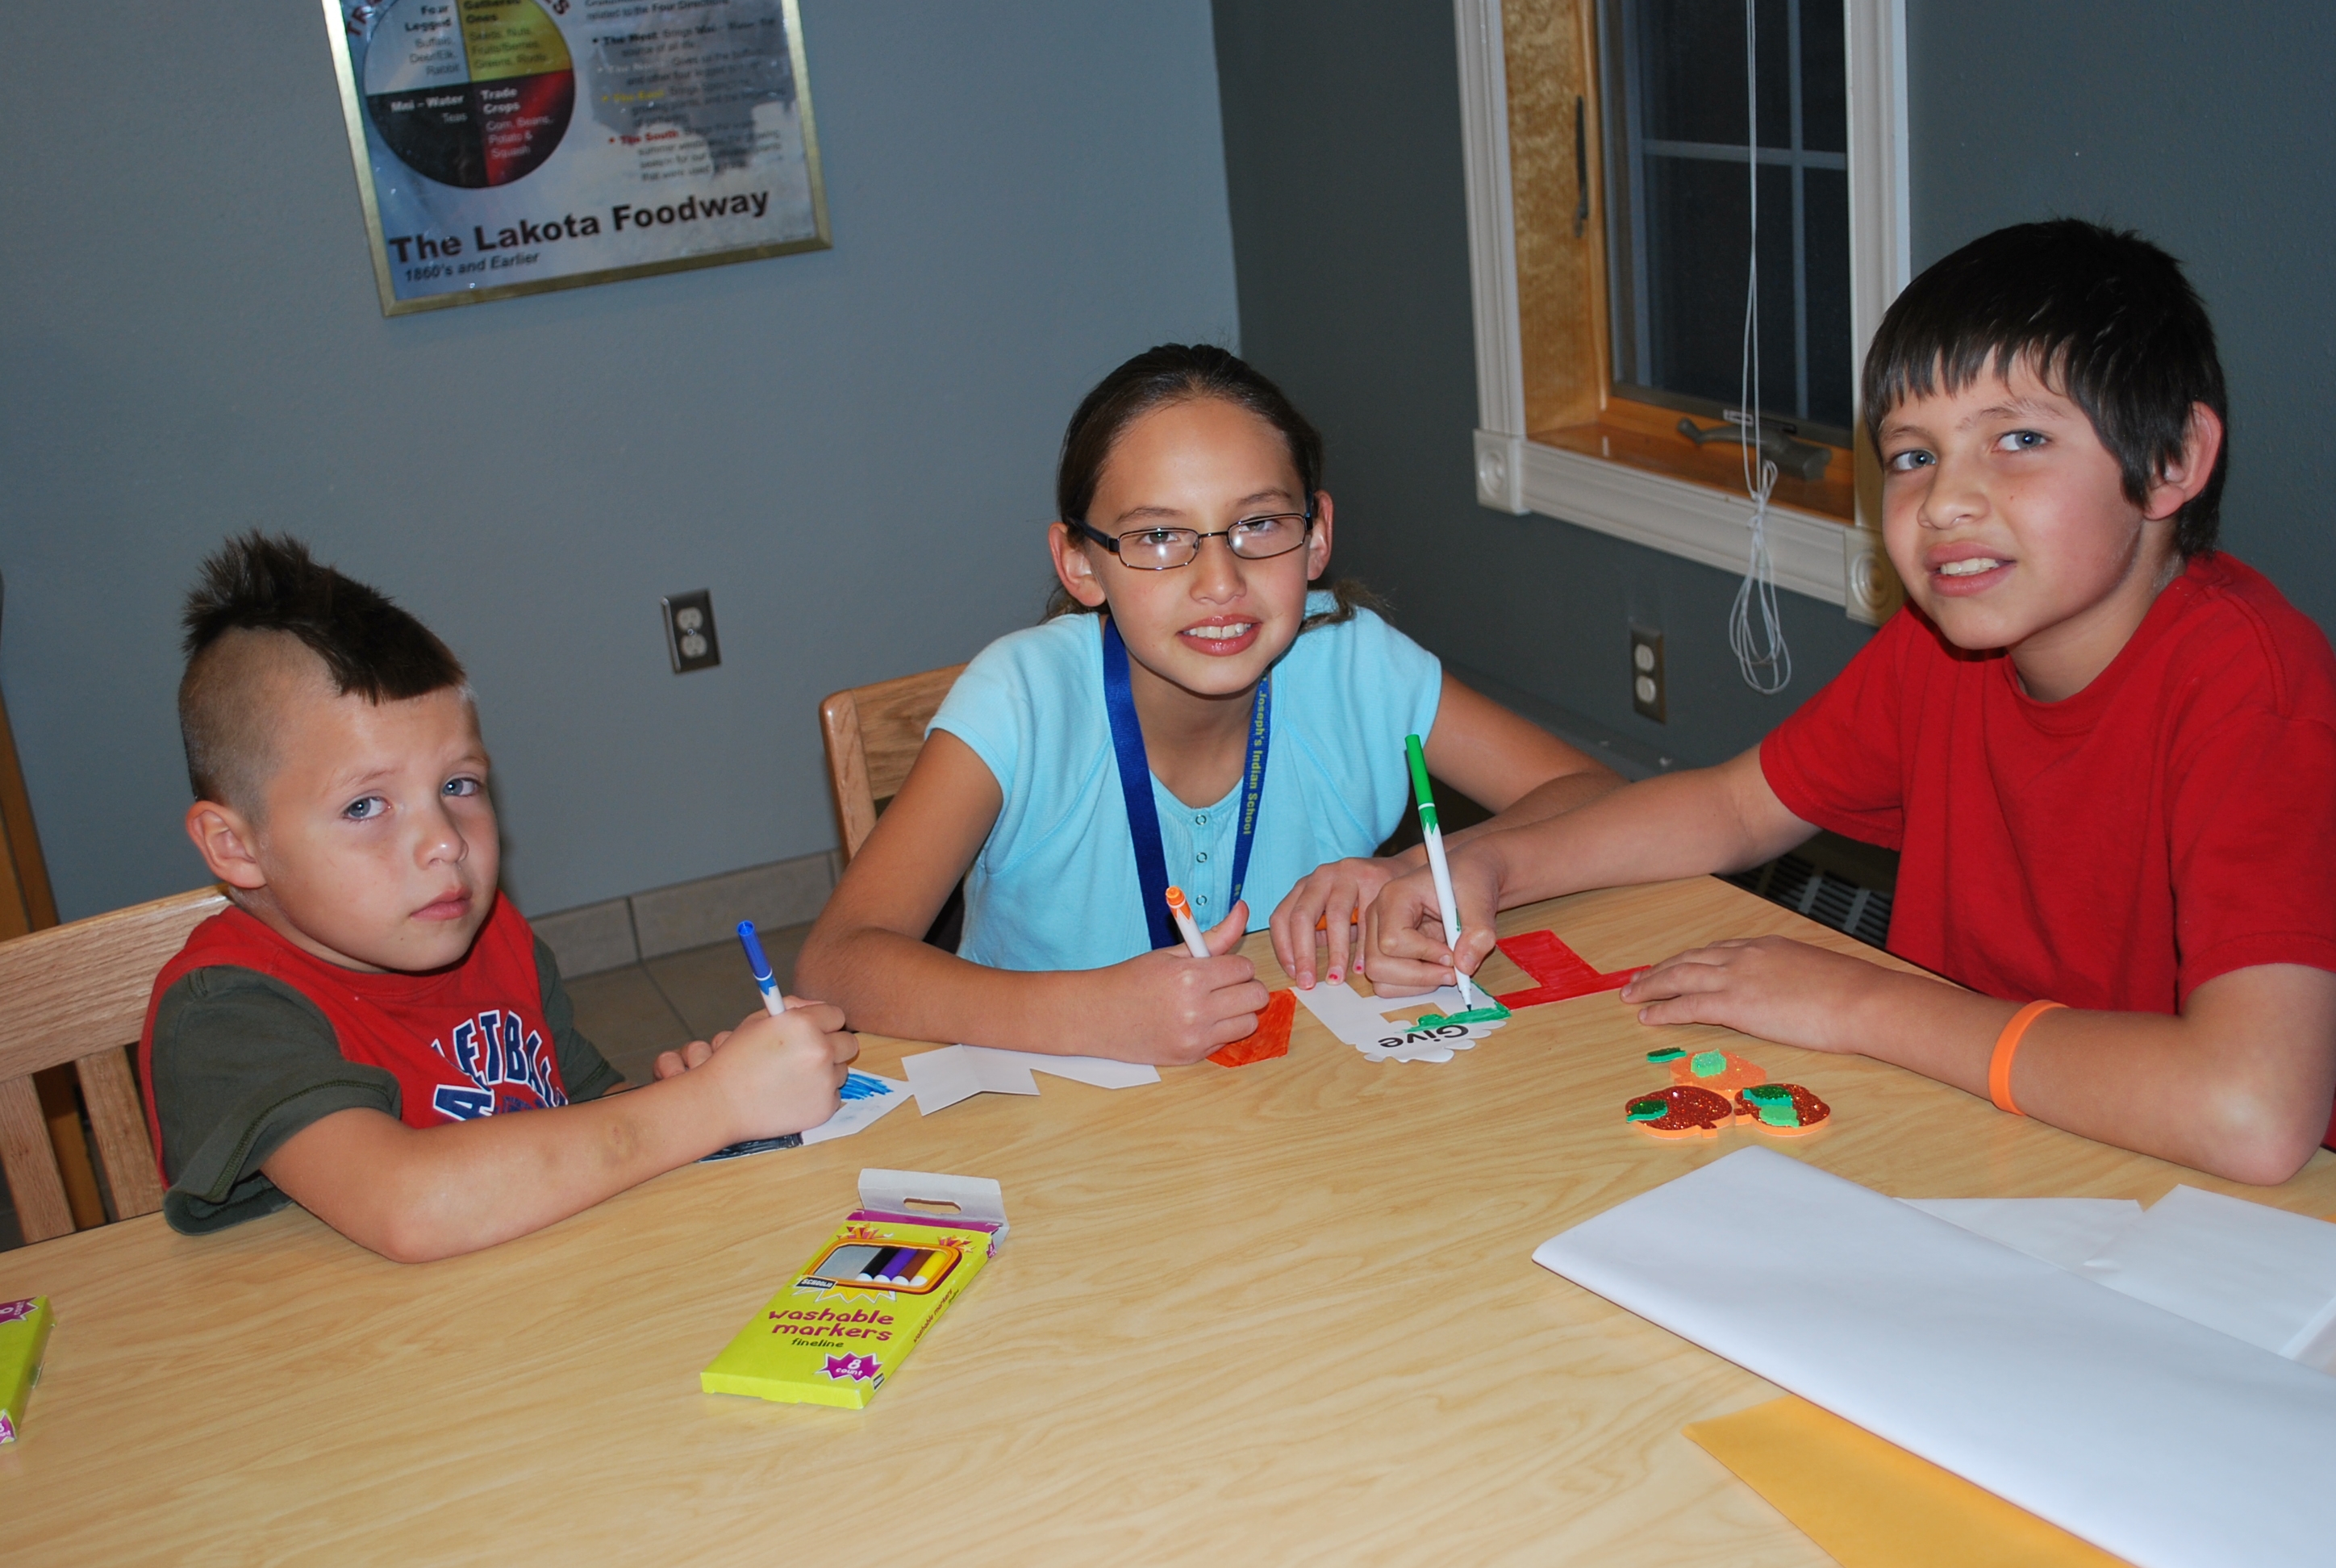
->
xmin=363 ymin=0 xmax=574 ymax=189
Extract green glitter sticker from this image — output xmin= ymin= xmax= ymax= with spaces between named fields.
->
xmin=1645 ymin=1046 xmax=1686 ymax=1063
xmin=1743 ymin=1083 xmax=1791 ymax=1103
xmin=1625 ymin=1098 xmax=1667 ymax=1122
xmin=1757 ymin=1099 xmax=1800 ymax=1128
xmin=1691 ymin=1050 xmax=1728 ymax=1078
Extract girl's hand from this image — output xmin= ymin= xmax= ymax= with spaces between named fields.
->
xmin=1078 ymin=902 xmax=1269 ymax=1065
xmin=1619 ymin=936 xmax=1884 ymax=1051
xmin=1270 ymin=856 xmax=1403 ymax=989
xmin=1363 ymin=847 xmax=1503 ymax=996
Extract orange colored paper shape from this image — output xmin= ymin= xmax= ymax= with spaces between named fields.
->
xmin=1494 ymin=929 xmax=1647 ymax=1009
xmin=1683 ymin=1395 xmax=2128 ymax=1567
xmin=1211 ymin=990 xmax=1295 ymax=1068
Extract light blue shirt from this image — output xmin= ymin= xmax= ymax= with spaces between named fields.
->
xmin=930 ymin=594 xmax=1443 ymax=971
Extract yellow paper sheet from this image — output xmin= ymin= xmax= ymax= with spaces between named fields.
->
xmin=1683 ymin=1396 xmax=2130 ymax=1568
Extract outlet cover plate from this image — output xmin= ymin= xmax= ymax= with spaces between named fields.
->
xmin=662 ymin=590 xmax=721 ymax=674
xmin=1629 ymin=625 xmax=1666 ymax=723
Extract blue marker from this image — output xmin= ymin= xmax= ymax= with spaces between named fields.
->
xmin=736 ymin=920 xmax=786 ymax=1017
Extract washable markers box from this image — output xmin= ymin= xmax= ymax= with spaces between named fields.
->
xmin=1 ymin=1296 xmax=54 ymax=1444
xmin=702 ymin=1170 xmax=1007 ymax=1410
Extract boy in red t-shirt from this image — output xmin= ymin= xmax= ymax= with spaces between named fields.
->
xmin=142 ymin=533 xmax=857 ymax=1259
xmin=1370 ymin=221 xmax=2336 ymax=1184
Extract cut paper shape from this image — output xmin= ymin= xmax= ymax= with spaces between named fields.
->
xmin=1684 ymin=1395 xmax=2128 ymax=1568
xmin=902 ymin=1046 xmax=1040 ymax=1114
xmin=1491 ymin=928 xmax=1647 ymax=1009
xmin=1624 ymin=1084 xmax=1733 ymax=1140
xmin=1291 ymin=977 xmax=1509 ymax=1063
xmin=1671 ymin=1048 xmax=1767 ymax=1091
xmin=800 ymin=1071 xmax=913 ymax=1145
xmin=1646 ymin=1045 xmax=1687 ymax=1064
xmin=1212 ymin=990 xmax=1295 ymax=1067
xmin=1734 ymin=1082 xmax=1829 ymax=1136
xmin=899 ymin=1045 xmax=1160 ymax=1116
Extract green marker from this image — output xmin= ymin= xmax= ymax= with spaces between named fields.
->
xmin=1407 ymin=733 xmax=1482 ymax=1010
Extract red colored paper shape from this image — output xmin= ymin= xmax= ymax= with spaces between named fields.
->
xmin=1211 ymin=989 xmax=1296 ymax=1068
xmin=1493 ymin=929 xmax=1647 ymax=1010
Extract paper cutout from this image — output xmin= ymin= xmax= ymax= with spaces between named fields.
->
xmin=1291 ymin=977 xmax=1509 ymax=1063
xmin=1624 ymin=1084 xmax=1733 ymax=1139
xmin=899 ymin=1045 xmax=1161 ymax=1115
xmin=1685 ymin=1395 xmax=2128 ymax=1568
xmin=1670 ymin=1048 xmax=1767 ymax=1091
xmin=1491 ymin=929 xmax=1647 ymax=1008
xmin=800 ymin=1070 xmax=912 ymax=1145
xmin=1646 ymin=1045 xmax=1687 ymax=1064
xmin=1735 ymin=1082 xmax=1830 ymax=1136
xmin=1212 ymin=990 xmax=1295 ymax=1067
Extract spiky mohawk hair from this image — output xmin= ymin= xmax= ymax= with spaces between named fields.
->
xmin=177 ymin=532 xmax=467 ymax=810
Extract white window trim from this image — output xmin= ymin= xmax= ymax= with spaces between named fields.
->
xmin=1454 ymin=0 xmax=1909 ymax=623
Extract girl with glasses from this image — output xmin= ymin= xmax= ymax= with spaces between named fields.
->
xmin=795 ymin=345 xmax=1621 ymax=1063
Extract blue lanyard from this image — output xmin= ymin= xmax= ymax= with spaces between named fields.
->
xmin=1101 ymin=618 xmax=1272 ymax=953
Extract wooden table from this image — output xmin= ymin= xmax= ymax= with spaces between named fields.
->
xmin=8 ymin=879 xmax=2334 ymax=1566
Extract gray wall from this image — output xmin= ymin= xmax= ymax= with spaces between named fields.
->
xmin=0 ymin=1 xmax=1238 ymax=922
xmin=1213 ymin=0 xmax=2336 ymax=767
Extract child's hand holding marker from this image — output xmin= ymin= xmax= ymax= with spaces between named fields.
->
xmin=1366 ymin=832 xmax=1506 ymax=998
xmin=649 ymin=921 xmax=860 ymax=1141
xmin=1064 ymin=895 xmax=1265 ymax=1065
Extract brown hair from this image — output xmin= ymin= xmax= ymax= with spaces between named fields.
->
xmin=1042 ymin=344 xmax=1381 ymax=628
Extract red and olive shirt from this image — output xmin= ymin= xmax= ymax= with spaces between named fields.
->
xmin=1762 ymin=553 xmax=2336 ymax=1145
xmin=139 ymin=892 xmax=617 ymax=1233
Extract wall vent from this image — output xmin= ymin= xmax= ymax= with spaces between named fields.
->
xmin=1724 ymin=853 xmax=1893 ymax=949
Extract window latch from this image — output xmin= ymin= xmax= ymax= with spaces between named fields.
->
xmin=1675 ymin=415 xmax=1833 ymax=483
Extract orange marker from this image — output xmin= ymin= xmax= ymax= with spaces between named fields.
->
xmin=1164 ymin=886 xmax=1210 ymax=957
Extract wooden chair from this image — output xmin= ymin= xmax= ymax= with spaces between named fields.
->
xmin=817 ymin=664 xmax=967 ymax=863
xmin=0 ymin=885 xmax=228 ymax=1245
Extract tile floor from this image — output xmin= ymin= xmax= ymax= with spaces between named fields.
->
xmin=564 ymin=920 xmax=813 ymax=1088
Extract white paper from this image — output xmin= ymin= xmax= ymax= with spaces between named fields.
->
xmin=1291 ymin=978 xmax=1508 ymax=1062
xmin=1009 ymin=1051 xmax=1162 ymax=1089
xmin=898 ymin=1045 xmax=1158 ymax=1115
xmin=901 ymin=1045 xmax=1040 ymax=1114
xmin=797 ymin=1071 xmax=911 ymax=1145
xmin=1900 ymin=1196 xmax=2145 ymax=1271
xmin=1533 ymin=1148 xmax=2336 ymax=1568
xmin=2080 ymin=1185 xmax=2336 ymax=1370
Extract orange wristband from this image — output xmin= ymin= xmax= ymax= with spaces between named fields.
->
xmin=1988 ymin=999 xmax=2066 ymax=1116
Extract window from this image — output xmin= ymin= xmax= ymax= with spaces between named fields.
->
xmin=1457 ymin=0 xmax=1908 ymax=622
xmin=1602 ymin=0 xmax=1852 ymax=448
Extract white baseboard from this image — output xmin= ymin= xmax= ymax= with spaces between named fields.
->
xmin=528 ymin=849 xmax=841 ymax=978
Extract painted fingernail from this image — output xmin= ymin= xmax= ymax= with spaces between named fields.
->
xmin=1327 ymin=970 xmax=1341 ymax=983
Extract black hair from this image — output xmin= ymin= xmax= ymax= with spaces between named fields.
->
xmin=1863 ymin=219 xmax=2229 ymax=557
xmin=178 ymin=532 xmax=467 ymax=807
xmin=1043 ymin=343 xmax=1381 ymax=626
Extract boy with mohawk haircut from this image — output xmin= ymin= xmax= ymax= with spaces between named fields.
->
xmin=143 ymin=533 xmax=856 ymax=1261
xmin=1371 ymin=220 xmax=2336 ymax=1184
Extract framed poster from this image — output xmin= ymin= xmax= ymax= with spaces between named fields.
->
xmin=323 ymin=0 xmax=831 ymax=315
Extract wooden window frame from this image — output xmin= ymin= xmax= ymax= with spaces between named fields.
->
xmin=1454 ymin=0 xmax=1908 ymax=623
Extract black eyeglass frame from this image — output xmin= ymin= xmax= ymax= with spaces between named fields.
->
xmin=1070 ymin=496 xmax=1319 ymax=571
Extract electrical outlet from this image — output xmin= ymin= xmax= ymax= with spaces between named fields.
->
xmin=1629 ymin=625 xmax=1666 ymax=722
xmin=661 ymin=590 xmax=721 ymax=673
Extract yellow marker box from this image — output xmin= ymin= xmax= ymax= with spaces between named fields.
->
xmin=703 ymin=1170 xmax=1006 ymax=1410
xmin=1 ymin=1295 xmax=54 ymax=1444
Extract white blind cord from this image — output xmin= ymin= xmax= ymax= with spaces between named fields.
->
xmin=1729 ymin=0 xmax=1792 ymax=695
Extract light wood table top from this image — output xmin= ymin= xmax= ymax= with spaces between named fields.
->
xmin=8 ymin=878 xmax=2334 ymax=1566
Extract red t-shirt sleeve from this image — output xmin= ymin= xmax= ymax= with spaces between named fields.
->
xmin=1758 ymin=610 xmax=1915 ymax=850
xmin=2165 ymin=704 xmax=2336 ymax=1001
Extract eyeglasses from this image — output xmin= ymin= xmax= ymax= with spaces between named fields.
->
xmin=1073 ymin=504 xmax=1315 ymax=571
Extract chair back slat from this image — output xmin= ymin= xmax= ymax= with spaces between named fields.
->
xmin=819 ymin=665 xmax=966 ymax=862
xmin=0 ymin=885 xmax=227 ymax=1244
